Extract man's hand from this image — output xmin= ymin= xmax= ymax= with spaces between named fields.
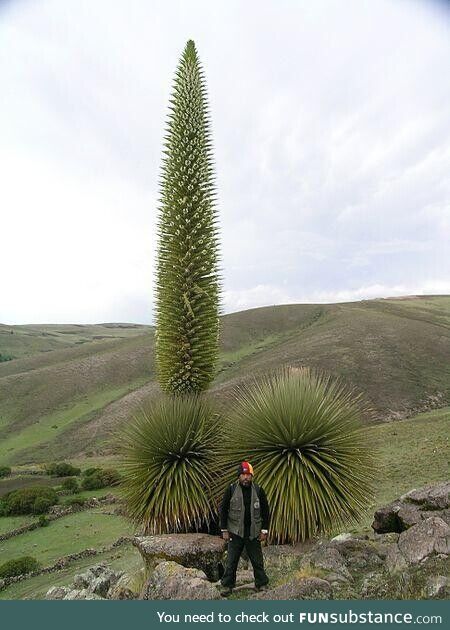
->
xmin=222 ymin=530 xmax=230 ymax=541
xmin=258 ymin=532 xmax=268 ymax=543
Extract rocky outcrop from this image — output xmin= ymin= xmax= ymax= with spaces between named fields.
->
xmin=140 ymin=561 xmax=221 ymax=600
xmin=402 ymin=482 xmax=450 ymax=510
xmin=372 ymin=481 xmax=450 ymax=533
xmin=133 ymin=534 xmax=226 ymax=581
xmin=386 ymin=517 xmax=450 ymax=572
xmin=36 ymin=480 xmax=450 ymax=601
xmin=46 ymin=564 xmax=123 ymax=600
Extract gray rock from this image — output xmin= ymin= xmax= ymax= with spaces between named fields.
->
xmin=330 ymin=533 xmax=354 ymax=543
xmin=253 ymin=577 xmax=332 ymax=600
xmin=300 ymin=545 xmax=351 ymax=580
xmin=133 ymin=534 xmax=226 ymax=581
xmin=401 ymin=482 xmax=450 ymax=510
xmin=386 ymin=516 xmax=450 ymax=572
xmin=371 ymin=502 xmax=423 ymax=533
xmin=45 ymin=586 xmax=71 ymax=600
xmin=425 ymin=576 xmax=449 ymax=598
xmin=397 ymin=517 xmax=450 ymax=565
xmin=63 ymin=588 xmax=103 ymax=600
xmin=72 ymin=572 xmax=90 ymax=590
xmin=396 ymin=504 xmax=424 ymax=530
xmin=72 ymin=564 xmax=123 ymax=597
xmin=330 ymin=538 xmax=384 ymax=571
xmin=372 ymin=482 xmax=450 ymax=534
xmin=372 ymin=502 xmax=403 ymax=533
xmin=107 ymin=574 xmax=139 ymax=600
xmin=386 ymin=544 xmax=408 ymax=573
xmin=140 ymin=561 xmax=221 ymax=600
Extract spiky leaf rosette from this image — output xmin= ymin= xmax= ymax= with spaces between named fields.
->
xmin=155 ymin=40 xmax=220 ymax=394
xmin=219 ymin=368 xmax=374 ymax=543
xmin=118 ymin=395 xmax=220 ymax=534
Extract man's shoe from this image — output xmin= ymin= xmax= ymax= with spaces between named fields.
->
xmin=255 ymin=584 xmax=269 ymax=592
xmin=220 ymin=586 xmax=233 ymax=597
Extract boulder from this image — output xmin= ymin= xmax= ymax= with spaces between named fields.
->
xmin=397 ymin=517 xmax=450 ymax=565
xmin=107 ymin=573 xmax=139 ymax=600
xmin=72 ymin=564 xmax=123 ymax=597
xmin=300 ymin=545 xmax=351 ymax=580
xmin=140 ymin=561 xmax=221 ymax=600
xmin=253 ymin=577 xmax=332 ymax=600
xmin=401 ymin=482 xmax=450 ymax=510
xmin=386 ymin=516 xmax=450 ymax=572
xmin=330 ymin=538 xmax=384 ymax=571
xmin=46 ymin=586 xmax=71 ymax=600
xmin=372 ymin=502 xmax=403 ymax=533
xmin=373 ymin=482 xmax=450 ymax=534
xmin=63 ymin=588 xmax=103 ymax=600
xmin=133 ymin=534 xmax=226 ymax=581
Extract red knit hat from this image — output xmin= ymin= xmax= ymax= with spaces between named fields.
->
xmin=237 ymin=461 xmax=254 ymax=476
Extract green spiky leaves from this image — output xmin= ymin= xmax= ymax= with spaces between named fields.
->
xmin=118 ymin=395 xmax=220 ymax=534
xmin=219 ymin=368 xmax=374 ymax=543
xmin=155 ymin=40 xmax=220 ymax=394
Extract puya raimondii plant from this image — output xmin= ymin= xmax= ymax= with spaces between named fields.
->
xmin=219 ymin=368 xmax=375 ymax=544
xmin=155 ymin=40 xmax=220 ymax=394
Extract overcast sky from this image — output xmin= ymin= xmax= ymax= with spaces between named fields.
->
xmin=1 ymin=0 xmax=449 ymax=324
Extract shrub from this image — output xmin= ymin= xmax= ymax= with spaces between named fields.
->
xmin=64 ymin=496 xmax=86 ymax=507
xmin=61 ymin=477 xmax=79 ymax=494
xmin=80 ymin=468 xmax=121 ymax=490
xmin=219 ymin=368 xmax=375 ymax=543
xmin=118 ymin=395 xmax=220 ymax=533
xmin=0 ymin=465 xmax=11 ymax=478
xmin=0 ymin=486 xmax=58 ymax=516
xmin=99 ymin=468 xmax=121 ymax=487
xmin=81 ymin=472 xmax=105 ymax=491
xmin=45 ymin=462 xmax=81 ymax=477
xmin=0 ymin=556 xmax=40 ymax=578
xmin=82 ymin=467 xmax=102 ymax=477
xmin=0 ymin=353 xmax=14 ymax=363
xmin=38 ymin=514 xmax=49 ymax=527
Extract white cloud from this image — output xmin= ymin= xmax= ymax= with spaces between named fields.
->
xmin=0 ymin=0 xmax=449 ymax=323
xmin=224 ymin=280 xmax=450 ymax=314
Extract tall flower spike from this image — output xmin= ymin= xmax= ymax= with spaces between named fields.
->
xmin=155 ymin=40 xmax=221 ymax=394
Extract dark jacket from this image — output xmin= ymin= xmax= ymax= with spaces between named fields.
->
xmin=220 ymin=481 xmax=270 ymax=538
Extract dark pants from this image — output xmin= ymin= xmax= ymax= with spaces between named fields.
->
xmin=221 ymin=535 xmax=269 ymax=589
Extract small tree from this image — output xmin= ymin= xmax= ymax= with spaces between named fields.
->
xmin=155 ymin=40 xmax=220 ymax=394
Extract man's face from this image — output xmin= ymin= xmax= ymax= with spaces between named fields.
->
xmin=239 ymin=473 xmax=253 ymax=486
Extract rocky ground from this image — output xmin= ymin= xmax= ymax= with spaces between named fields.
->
xmin=45 ymin=481 xmax=449 ymax=601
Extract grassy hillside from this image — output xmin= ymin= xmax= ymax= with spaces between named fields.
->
xmin=0 ymin=405 xmax=447 ymax=600
xmin=0 ymin=295 xmax=449 ymax=464
xmin=0 ymin=323 xmax=148 ymax=362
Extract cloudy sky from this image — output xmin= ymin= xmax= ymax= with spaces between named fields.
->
xmin=1 ymin=0 xmax=449 ymax=324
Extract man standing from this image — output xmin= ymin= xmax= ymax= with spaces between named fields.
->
xmin=219 ymin=461 xmax=270 ymax=596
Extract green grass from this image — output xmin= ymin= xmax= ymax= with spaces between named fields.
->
xmin=0 ymin=510 xmax=135 ymax=567
xmin=370 ymin=406 xmax=449 ymax=505
xmin=0 ymin=406 xmax=447 ymax=600
xmin=0 ymin=385 xmax=146 ymax=464
xmin=0 ymin=541 xmax=142 ymax=600
xmin=0 ymin=515 xmax=36 ymax=535
xmin=0 ymin=475 xmax=60 ymax=497
xmin=344 ymin=406 xmax=449 ymax=533
xmin=0 ymin=295 xmax=449 ymax=462
xmin=0 ymin=323 xmax=149 ymax=361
